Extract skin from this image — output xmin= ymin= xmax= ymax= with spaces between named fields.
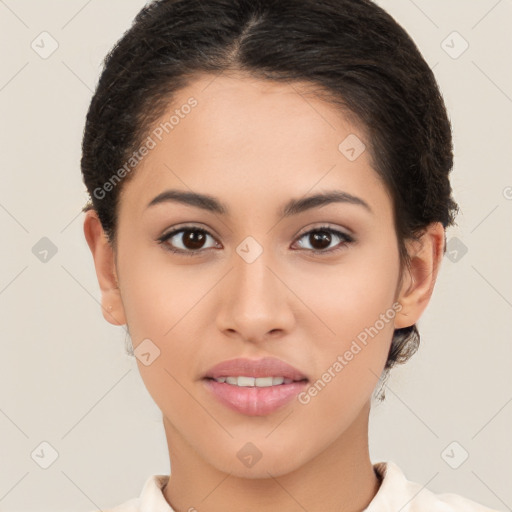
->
xmin=84 ymin=72 xmax=445 ymax=512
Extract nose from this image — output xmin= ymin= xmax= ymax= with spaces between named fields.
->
xmin=216 ymin=245 xmax=296 ymax=343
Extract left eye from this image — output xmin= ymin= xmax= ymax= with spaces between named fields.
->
xmin=293 ymin=226 xmax=354 ymax=254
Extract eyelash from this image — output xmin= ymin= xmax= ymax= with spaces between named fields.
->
xmin=157 ymin=224 xmax=355 ymax=257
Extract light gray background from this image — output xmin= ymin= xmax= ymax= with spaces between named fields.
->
xmin=0 ymin=1 xmax=511 ymax=511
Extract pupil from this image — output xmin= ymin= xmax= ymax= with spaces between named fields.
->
xmin=185 ymin=230 xmax=205 ymax=249
xmin=311 ymin=231 xmax=331 ymax=250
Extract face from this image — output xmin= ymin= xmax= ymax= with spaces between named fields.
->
xmin=85 ymin=72 xmax=440 ymax=479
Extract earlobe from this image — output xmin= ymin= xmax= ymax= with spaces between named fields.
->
xmin=83 ymin=209 xmax=127 ymax=326
xmin=394 ymin=222 xmax=445 ymax=329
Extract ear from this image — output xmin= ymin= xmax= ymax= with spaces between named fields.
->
xmin=394 ymin=222 xmax=445 ymax=329
xmin=83 ymin=209 xmax=126 ymax=326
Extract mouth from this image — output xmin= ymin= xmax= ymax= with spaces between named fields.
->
xmin=203 ymin=356 xmax=309 ymax=382
xmin=202 ymin=357 xmax=309 ymax=416
xmin=204 ymin=375 xmax=308 ymax=386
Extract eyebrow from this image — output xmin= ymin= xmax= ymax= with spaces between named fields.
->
xmin=146 ymin=189 xmax=373 ymax=216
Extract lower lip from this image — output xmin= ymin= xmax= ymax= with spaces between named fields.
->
xmin=203 ymin=378 xmax=308 ymax=416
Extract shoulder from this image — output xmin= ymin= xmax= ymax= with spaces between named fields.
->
xmin=366 ymin=461 xmax=500 ymax=512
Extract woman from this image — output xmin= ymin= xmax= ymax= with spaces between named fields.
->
xmin=81 ymin=0 xmax=499 ymax=510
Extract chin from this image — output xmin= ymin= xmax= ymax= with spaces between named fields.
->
xmin=202 ymin=438 xmax=310 ymax=479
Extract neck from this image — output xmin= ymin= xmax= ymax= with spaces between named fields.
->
xmin=163 ymin=401 xmax=380 ymax=512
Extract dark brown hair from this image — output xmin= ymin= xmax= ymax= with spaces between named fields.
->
xmin=81 ymin=0 xmax=459 ymax=398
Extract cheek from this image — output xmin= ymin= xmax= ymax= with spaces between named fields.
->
xmin=294 ymin=240 xmax=400 ymax=340
xmin=292 ymin=239 xmax=399 ymax=391
xmin=116 ymin=250 xmax=210 ymax=392
xmin=295 ymin=278 xmax=397 ymax=436
xmin=118 ymin=247 xmax=208 ymax=342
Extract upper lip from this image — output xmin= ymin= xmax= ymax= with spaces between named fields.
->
xmin=204 ymin=357 xmax=308 ymax=381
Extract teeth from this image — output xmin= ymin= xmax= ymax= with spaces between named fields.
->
xmin=213 ymin=376 xmax=297 ymax=387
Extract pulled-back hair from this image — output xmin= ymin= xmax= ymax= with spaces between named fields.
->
xmin=81 ymin=0 xmax=459 ymax=396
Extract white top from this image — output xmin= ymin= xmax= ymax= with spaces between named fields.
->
xmin=94 ymin=461 xmax=500 ymax=512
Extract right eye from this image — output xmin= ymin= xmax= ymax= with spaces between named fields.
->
xmin=157 ymin=226 xmax=220 ymax=256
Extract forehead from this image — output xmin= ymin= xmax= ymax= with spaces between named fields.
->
xmin=170 ymin=72 xmax=361 ymax=152
xmin=118 ymin=72 xmax=390 ymax=219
